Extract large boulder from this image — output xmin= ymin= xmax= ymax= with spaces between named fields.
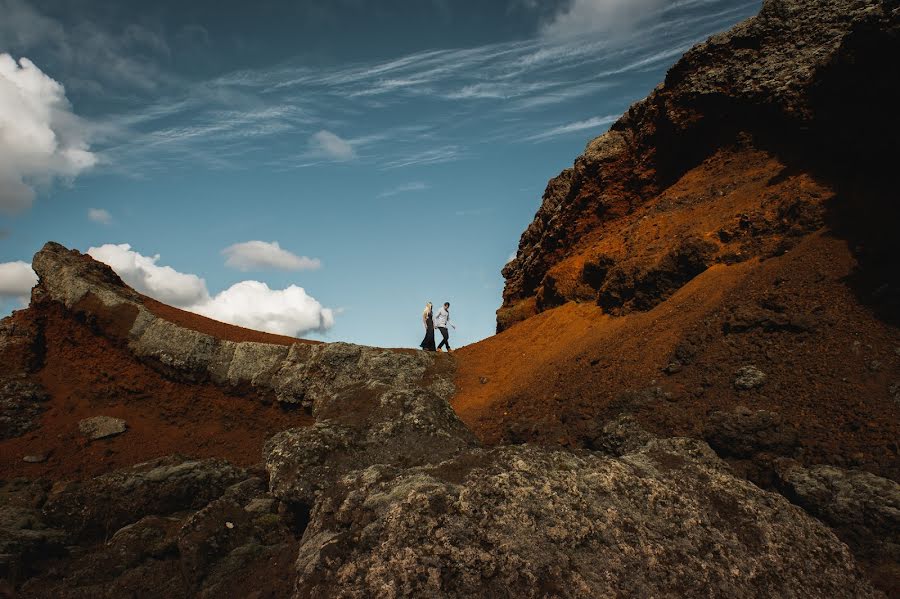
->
xmin=265 ymin=382 xmax=478 ymax=504
xmin=294 ymin=439 xmax=876 ymax=598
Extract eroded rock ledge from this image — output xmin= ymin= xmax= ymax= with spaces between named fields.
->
xmin=30 ymin=241 xmax=449 ymax=411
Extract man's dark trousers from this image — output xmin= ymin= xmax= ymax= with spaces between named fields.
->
xmin=437 ymin=327 xmax=450 ymax=351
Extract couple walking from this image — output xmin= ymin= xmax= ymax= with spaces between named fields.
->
xmin=420 ymin=302 xmax=455 ymax=352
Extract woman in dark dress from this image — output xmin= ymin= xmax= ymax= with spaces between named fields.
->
xmin=420 ymin=302 xmax=436 ymax=351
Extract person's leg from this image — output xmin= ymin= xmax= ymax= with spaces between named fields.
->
xmin=437 ymin=327 xmax=450 ymax=351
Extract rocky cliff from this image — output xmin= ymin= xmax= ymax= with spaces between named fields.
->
xmin=499 ymin=0 xmax=899 ymax=331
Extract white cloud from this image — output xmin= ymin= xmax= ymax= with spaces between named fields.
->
xmin=88 ymin=208 xmax=112 ymax=224
xmin=376 ymin=181 xmax=429 ymax=198
xmin=0 ymin=54 xmax=97 ymax=213
xmin=541 ymin=0 xmax=664 ymax=39
xmin=0 ymin=260 xmax=37 ymax=301
xmin=222 ymin=240 xmax=321 ymax=272
xmin=87 ymin=243 xmax=334 ymax=337
xmin=525 ymin=114 xmax=618 ymax=141
xmin=87 ymin=243 xmax=209 ymax=307
xmin=309 ymin=130 xmax=356 ymax=161
xmin=194 ymin=281 xmax=334 ymax=336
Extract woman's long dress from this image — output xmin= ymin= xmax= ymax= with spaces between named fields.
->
xmin=420 ymin=311 xmax=436 ymax=351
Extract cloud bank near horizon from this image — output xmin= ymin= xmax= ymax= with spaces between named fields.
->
xmin=86 ymin=243 xmax=334 ymax=336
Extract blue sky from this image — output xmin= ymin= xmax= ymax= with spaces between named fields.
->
xmin=0 ymin=0 xmax=760 ymax=348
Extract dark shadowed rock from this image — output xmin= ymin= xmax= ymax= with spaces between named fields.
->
xmin=41 ymin=456 xmax=247 ymax=542
xmin=498 ymin=0 xmax=900 ymax=329
xmin=775 ymin=459 xmax=900 ymax=565
xmin=0 ymin=377 xmax=49 ymax=440
xmin=295 ymin=439 xmax=876 ymax=598
xmin=704 ymin=406 xmax=798 ymax=458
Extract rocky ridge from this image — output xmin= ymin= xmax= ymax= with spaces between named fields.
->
xmin=499 ymin=0 xmax=899 ymax=330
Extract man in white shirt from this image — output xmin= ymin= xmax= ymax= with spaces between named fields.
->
xmin=434 ymin=302 xmax=455 ymax=352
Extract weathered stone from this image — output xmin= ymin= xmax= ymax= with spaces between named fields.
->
xmin=775 ymin=460 xmax=900 ymax=562
xmin=0 ymin=376 xmax=49 ymax=440
xmin=265 ymin=383 xmax=478 ymax=504
xmin=78 ymin=416 xmax=127 ymax=440
xmin=734 ymin=365 xmax=767 ymax=389
xmin=42 ymin=456 xmax=247 ymax=542
xmin=498 ymin=0 xmax=900 ymax=329
xmin=295 ymin=440 xmax=876 ymax=598
xmin=588 ymin=414 xmax=655 ymax=456
xmin=704 ymin=406 xmax=798 ymax=458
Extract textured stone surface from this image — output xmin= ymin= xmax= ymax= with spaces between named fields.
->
xmin=78 ymin=416 xmax=127 ymax=440
xmin=265 ymin=382 xmax=478 ymax=504
xmin=704 ymin=406 xmax=798 ymax=458
xmin=295 ymin=439 xmax=876 ymax=598
xmin=734 ymin=365 xmax=768 ymax=389
xmin=775 ymin=460 xmax=900 ymax=562
xmin=29 ymin=241 xmax=448 ymax=410
xmin=41 ymin=456 xmax=247 ymax=542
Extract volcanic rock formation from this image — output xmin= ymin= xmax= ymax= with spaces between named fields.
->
xmin=2 ymin=0 xmax=899 ymax=596
xmin=499 ymin=0 xmax=899 ymax=330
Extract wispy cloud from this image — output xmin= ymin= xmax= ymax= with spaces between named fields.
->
xmin=88 ymin=208 xmax=112 ymax=224
xmin=382 ymin=146 xmax=464 ymax=170
xmin=34 ymin=0 xmax=758 ymax=176
xmin=525 ymin=114 xmax=618 ymax=142
xmin=376 ymin=181 xmax=429 ymax=198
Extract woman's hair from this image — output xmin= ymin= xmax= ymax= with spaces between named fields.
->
xmin=423 ymin=302 xmax=433 ymax=317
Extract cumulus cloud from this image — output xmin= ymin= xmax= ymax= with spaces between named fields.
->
xmin=309 ymin=130 xmax=356 ymax=161
xmin=87 ymin=243 xmax=333 ymax=337
xmin=0 ymin=260 xmax=38 ymax=301
xmin=222 ymin=241 xmax=321 ymax=272
xmin=87 ymin=243 xmax=209 ymax=308
xmin=0 ymin=54 xmax=96 ymax=213
xmin=541 ymin=0 xmax=664 ymax=39
xmin=88 ymin=208 xmax=112 ymax=224
xmin=194 ymin=281 xmax=334 ymax=336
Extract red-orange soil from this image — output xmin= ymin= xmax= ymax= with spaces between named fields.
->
xmin=454 ymin=149 xmax=900 ymax=486
xmin=0 ymin=303 xmax=311 ymax=481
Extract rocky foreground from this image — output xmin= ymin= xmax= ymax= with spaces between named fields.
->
xmin=0 ymin=247 xmax=892 ymax=596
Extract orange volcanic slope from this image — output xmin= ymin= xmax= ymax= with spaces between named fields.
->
xmin=453 ymin=147 xmax=900 ymax=486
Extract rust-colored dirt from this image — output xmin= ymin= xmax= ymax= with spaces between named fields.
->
xmin=454 ymin=149 xmax=900 ymax=485
xmin=0 ymin=302 xmax=311 ymax=481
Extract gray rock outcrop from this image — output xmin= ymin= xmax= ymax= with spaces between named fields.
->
xmin=78 ymin=416 xmax=127 ymax=440
xmin=29 ymin=242 xmax=445 ymax=411
xmin=293 ymin=439 xmax=876 ymax=598
xmin=41 ymin=456 xmax=247 ymax=542
xmin=265 ymin=382 xmax=479 ymax=504
xmin=775 ymin=459 xmax=900 ymax=563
